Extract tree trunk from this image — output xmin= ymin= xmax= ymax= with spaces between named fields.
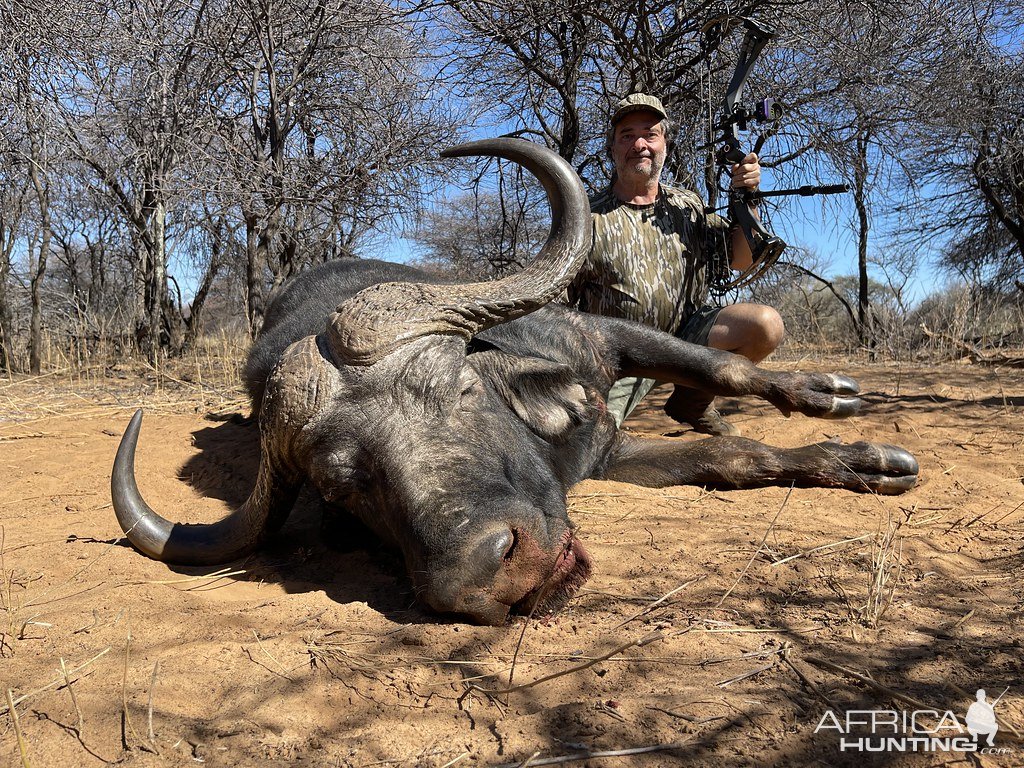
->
xmin=244 ymin=210 xmax=264 ymax=339
xmin=146 ymin=199 xmax=167 ymax=363
xmin=28 ymin=142 xmax=52 ymax=375
xmin=853 ymin=130 xmax=875 ymax=357
xmin=28 ymin=233 xmax=50 ymax=375
xmin=0 ymin=230 xmax=16 ymax=373
xmin=182 ymin=226 xmax=222 ymax=353
xmin=86 ymin=235 xmax=106 ymax=318
xmin=130 ymin=225 xmax=148 ymax=352
xmin=0 ymin=266 xmax=14 ymax=373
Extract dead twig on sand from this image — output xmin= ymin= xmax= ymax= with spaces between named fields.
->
xmin=147 ymin=660 xmax=160 ymax=743
xmin=121 ymin=625 xmax=157 ymax=755
xmin=23 ymin=533 xmax=127 ymax=611
xmin=780 ymin=645 xmax=834 ymax=707
xmin=497 ymin=740 xmax=692 ymax=767
xmin=0 ymin=432 xmax=51 ymax=442
xmin=993 ymin=500 xmax=1024 ymax=525
xmin=646 ymin=705 xmax=727 ymax=726
xmin=59 ymin=657 xmax=84 ymax=735
xmin=712 ymin=647 xmax=787 ymax=689
xmin=933 ymin=609 xmax=975 ymax=639
xmin=0 ymin=647 xmax=111 ymax=715
xmin=142 ymin=567 xmax=247 ymax=588
xmin=611 ymin=576 xmax=704 ymax=630
xmin=716 ymin=485 xmax=792 ymax=608
xmin=251 ymin=630 xmax=294 ymax=681
xmin=715 ymin=661 xmax=777 ymax=688
xmin=6 ymin=688 xmax=32 ymax=768
xmin=57 ymin=657 xmax=109 ymax=760
xmin=462 ymin=629 xmax=675 ymax=701
xmin=805 ymin=655 xmax=936 ymax=710
xmin=769 ymin=534 xmax=873 ymax=567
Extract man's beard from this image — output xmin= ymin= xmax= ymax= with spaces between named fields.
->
xmin=626 ymin=152 xmax=664 ymax=180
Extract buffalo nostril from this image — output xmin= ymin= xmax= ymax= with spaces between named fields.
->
xmin=503 ymin=529 xmax=518 ymax=562
xmin=481 ymin=527 xmax=515 ymax=564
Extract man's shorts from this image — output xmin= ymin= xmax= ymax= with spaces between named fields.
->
xmin=676 ymin=305 xmax=722 ymax=346
xmin=605 ymin=306 xmax=724 ymax=427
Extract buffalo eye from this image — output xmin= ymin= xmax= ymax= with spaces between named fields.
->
xmin=458 ymin=367 xmax=484 ymax=401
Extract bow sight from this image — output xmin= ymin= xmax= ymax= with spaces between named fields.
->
xmin=718 ymin=98 xmax=784 ymax=134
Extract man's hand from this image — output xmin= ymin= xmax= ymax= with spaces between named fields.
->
xmin=729 ymin=151 xmax=761 ymax=192
xmin=726 ymin=151 xmax=763 ymax=271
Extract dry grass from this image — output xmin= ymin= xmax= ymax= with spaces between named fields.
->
xmin=861 ymin=512 xmax=904 ymax=629
xmin=0 ymin=647 xmax=113 ymax=717
xmin=6 ymin=686 xmax=32 ymax=768
xmin=2 ymin=328 xmax=249 ymax=381
xmin=0 ymin=330 xmax=249 ymax=429
xmin=812 ymin=513 xmax=906 ymax=633
xmin=0 ymin=527 xmax=36 ymax=657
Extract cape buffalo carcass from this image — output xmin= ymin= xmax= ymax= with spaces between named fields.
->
xmin=111 ymin=138 xmax=918 ymax=625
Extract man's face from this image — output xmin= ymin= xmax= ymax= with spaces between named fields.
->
xmin=611 ymin=112 xmax=667 ymax=182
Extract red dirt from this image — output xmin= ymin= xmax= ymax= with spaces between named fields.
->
xmin=1 ymin=360 xmax=1022 ymax=767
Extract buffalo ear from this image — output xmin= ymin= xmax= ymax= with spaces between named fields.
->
xmin=472 ymin=351 xmax=590 ymax=441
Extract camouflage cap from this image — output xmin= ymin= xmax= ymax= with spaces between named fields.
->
xmin=611 ymin=93 xmax=668 ymax=125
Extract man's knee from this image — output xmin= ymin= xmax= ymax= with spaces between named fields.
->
xmin=753 ymin=304 xmax=785 ymax=351
xmin=710 ymin=303 xmax=785 ymax=361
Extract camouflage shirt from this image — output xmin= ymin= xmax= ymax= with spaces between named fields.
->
xmin=566 ymin=184 xmax=731 ymax=333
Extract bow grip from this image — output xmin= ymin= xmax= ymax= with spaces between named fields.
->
xmin=716 ymin=132 xmax=748 ymax=166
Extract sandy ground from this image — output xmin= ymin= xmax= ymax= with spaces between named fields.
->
xmin=1 ymin=358 xmax=1022 ymax=767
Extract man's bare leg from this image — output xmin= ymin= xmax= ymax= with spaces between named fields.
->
xmin=665 ymin=303 xmax=785 ymax=435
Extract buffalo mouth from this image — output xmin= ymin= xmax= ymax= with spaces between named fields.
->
xmin=511 ymin=530 xmax=592 ymax=618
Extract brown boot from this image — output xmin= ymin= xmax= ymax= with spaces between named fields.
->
xmin=664 ymin=385 xmax=740 ymax=437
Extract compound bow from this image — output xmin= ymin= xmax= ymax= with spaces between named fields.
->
xmin=702 ymin=15 xmax=848 ymax=292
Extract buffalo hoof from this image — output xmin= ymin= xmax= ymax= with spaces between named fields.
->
xmin=827 ymin=441 xmax=919 ymax=495
xmin=778 ymin=372 xmax=863 ymax=419
xmin=828 ymin=374 xmax=860 ymax=395
xmin=863 ymin=443 xmax=919 ymax=494
xmin=824 ymin=395 xmax=862 ymax=419
xmin=806 ymin=440 xmax=919 ymax=495
xmin=821 ymin=374 xmax=861 ymax=418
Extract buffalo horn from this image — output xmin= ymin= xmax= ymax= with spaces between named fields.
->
xmin=111 ymin=410 xmax=301 ymax=564
xmin=326 ymin=137 xmax=592 ymax=365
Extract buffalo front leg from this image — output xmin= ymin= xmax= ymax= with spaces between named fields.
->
xmin=598 ymin=317 xmax=862 ymax=420
xmin=600 ymin=434 xmax=919 ymax=495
